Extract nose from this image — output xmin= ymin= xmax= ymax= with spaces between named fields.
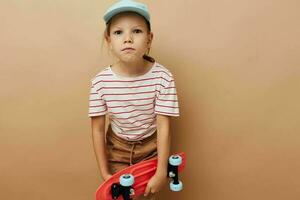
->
xmin=124 ymin=32 xmax=133 ymax=43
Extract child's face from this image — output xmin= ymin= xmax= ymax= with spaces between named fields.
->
xmin=107 ymin=13 xmax=153 ymax=63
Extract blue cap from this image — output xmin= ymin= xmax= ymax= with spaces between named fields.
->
xmin=103 ymin=0 xmax=150 ymax=24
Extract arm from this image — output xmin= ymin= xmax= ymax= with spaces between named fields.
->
xmin=144 ymin=114 xmax=171 ymax=196
xmin=91 ymin=115 xmax=111 ymax=181
xmin=155 ymin=114 xmax=171 ymax=176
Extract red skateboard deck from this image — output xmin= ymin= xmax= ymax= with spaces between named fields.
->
xmin=95 ymin=152 xmax=186 ymax=200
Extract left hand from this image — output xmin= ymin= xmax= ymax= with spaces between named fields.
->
xmin=144 ymin=173 xmax=168 ymax=197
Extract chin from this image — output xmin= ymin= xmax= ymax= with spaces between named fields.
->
xmin=120 ymin=55 xmax=141 ymax=63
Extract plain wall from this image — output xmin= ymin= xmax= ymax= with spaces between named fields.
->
xmin=1 ymin=0 xmax=300 ymax=199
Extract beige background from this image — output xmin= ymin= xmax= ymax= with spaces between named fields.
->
xmin=1 ymin=0 xmax=300 ymax=199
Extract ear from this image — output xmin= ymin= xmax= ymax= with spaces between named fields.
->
xmin=105 ymin=35 xmax=113 ymax=49
xmin=105 ymin=35 xmax=111 ymax=43
xmin=147 ymin=32 xmax=154 ymax=47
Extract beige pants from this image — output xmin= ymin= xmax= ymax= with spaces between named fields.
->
xmin=106 ymin=125 xmax=158 ymax=200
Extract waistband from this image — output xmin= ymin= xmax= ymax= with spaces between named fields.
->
xmin=106 ymin=124 xmax=157 ymax=165
xmin=106 ymin=124 xmax=157 ymax=144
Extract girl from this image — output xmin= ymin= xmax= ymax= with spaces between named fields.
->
xmin=89 ymin=0 xmax=180 ymax=199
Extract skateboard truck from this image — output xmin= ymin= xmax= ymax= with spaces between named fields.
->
xmin=168 ymin=155 xmax=183 ymax=191
xmin=111 ymin=174 xmax=135 ymax=200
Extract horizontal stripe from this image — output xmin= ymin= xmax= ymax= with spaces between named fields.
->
xmin=117 ymin=131 xmax=144 ymax=137
xmin=89 ymin=104 xmax=106 ymax=108
xmin=112 ymin=112 xmax=154 ymax=120
xmin=117 ymin=126 xmax=155 ymax=136
xmin=114 ymin=116 xmax=155 ymax=125
xmin=89 ymin=98 xmax=104 ymax=101
xmin=119 ymin=123 xmax=153 ymax=131
xmin=110 ymin=107 xmax=154 ymax=115
xmin=89 ymin=108 xmax=108 ymax=114
xmin=156 ymin=98 xmax=178 ymax=102
xmin=106 ymin=97 xmax=155 ymax=102
xmin=155 ymin=104 xmax=179 ymax=109
xmin=89 ymin=113 xmax=106 ymax=117
xmin=159 ymin=93 xmax=177 ymax=96
xmin=107 ymin=102 xmax=153 ymax=109
xmin=102 ymin=91 xmax=175 ymax=99
xmin=130 ymin=129 xmax=156 ymax=140
xmin=151 ymin=70 xmax=173 ymax=78
xmin=94 ymin=77 xmax=173 ymax=85
xmin=97 ymin=85 xmax=175 ymax=93
xmin=155 ymin=110 xmax=179 ymax=115
xmin=114 ymin=119 xmax=155 ymax=128
xmin=101 ymin=90 xmax=157 ymax=98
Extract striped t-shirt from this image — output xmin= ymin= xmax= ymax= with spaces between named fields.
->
xmin=88 ymin=62 xmax=180 ymax=141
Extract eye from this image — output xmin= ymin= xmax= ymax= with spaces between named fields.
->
xmin=133 ymin=29 xmax=142 ymax=33
xmin=113 ymin=30 xmax=122 ymax=35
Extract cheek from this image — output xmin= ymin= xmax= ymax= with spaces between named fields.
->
xmin=110 ymin=40 xmax=121 ymax=50
xmin=138 ymin=37 xmax=150 ymax=48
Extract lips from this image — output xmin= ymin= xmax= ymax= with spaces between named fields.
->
xmin=122 ymin=47 xmax=135 ymax=51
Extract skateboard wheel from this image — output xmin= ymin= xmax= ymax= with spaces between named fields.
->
xmin=119 ymin=174 xmax=134 ymax=187
xmin=169 ymin=155 xmax=182 ymax=166
xmin=170 ymin=180 xmax=183 ymax=192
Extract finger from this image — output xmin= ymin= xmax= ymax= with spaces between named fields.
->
xmin=144 ymin=186 xmax=151 ymax=197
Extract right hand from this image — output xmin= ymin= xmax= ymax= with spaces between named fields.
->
xmin=103 ymin=173 xmax=112 ymax=181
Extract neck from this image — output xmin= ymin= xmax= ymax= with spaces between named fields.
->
xmin=116 ymin=59 xmax=150 ymax=76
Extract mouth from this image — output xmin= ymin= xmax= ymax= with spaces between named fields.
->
xmin=122 ymin=47 xmax=135 ymax=51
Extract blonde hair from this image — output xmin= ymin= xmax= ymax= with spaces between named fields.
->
xmin=101 ymin=12 xmax=155 ymax=63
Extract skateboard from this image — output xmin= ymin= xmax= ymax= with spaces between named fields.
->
xmin=95 ymin=152 xmax=186 ymax=200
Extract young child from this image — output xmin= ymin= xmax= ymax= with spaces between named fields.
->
xmin=89 ymin=0 xmax=180 ymax=199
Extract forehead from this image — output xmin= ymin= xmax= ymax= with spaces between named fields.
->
xmin=110 ymin=12 xmax=147 ymax=28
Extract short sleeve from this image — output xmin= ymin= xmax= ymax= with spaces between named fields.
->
xmin=88 ymin=81 xmax=108 ymax=117
xmin=154 ymin=76 xmax=180 ymax=117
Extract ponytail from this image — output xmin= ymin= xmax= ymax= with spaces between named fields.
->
xmin=143 ymin=46 xmax=155 ymax=63
xmin=143 ymin=54 xmax=155 ymax=63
